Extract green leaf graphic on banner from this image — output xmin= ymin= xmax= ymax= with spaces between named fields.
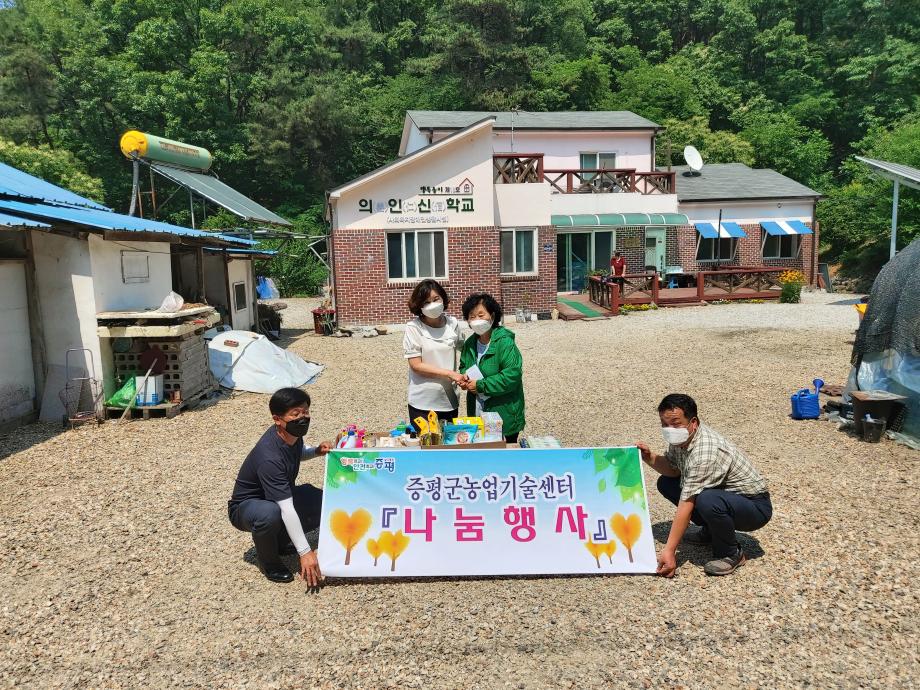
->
xmin=598 ymin=478 xmax=606 ymax=492
xmin=594 ymin=455 xmax=608 ymax=474
xmin=613 ymin=456 xmax=641 ymax=488
xmin=325 ymin=452 xmax=380 ymax=489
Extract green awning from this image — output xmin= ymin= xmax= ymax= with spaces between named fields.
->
xmin=551 ymin=213 xmax=688 ymax=227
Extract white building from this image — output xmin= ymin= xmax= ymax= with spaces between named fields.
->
xmin=0 ymin=162 xmax=264 ymax=429
xmin=327 ymin=111 xmax=819 ymax=325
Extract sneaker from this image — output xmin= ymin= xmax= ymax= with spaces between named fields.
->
xmin=704 ymin=549 xmax=746 ymax=576
xmin=682 ymin=527 xmax=712 ymax=544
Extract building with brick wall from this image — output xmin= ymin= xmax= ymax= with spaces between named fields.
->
xmin=326 ymin=112 xmax=822 ymax=326
xmin=666 ymin=163 xmax=822 ymax=284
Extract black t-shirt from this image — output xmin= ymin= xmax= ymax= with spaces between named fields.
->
xmin=229 ymin=426 xmax=303 ymax=509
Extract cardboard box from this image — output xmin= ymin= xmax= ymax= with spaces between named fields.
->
xmin=135 ymin=374 xmax=164 ymax=406
xmin=360 ymin=431 xmax=511 ymax=451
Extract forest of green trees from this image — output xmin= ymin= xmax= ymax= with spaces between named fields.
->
xmin=1 ymin=0 xmax=917 ymax=290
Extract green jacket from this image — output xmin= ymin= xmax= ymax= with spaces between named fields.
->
xmin=459 ymin=326 xmax=525 ymax=436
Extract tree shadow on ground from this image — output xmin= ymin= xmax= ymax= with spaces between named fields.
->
xmin=652 ymin=521 xmax=765 ymax=568
xmin=271 ymin=328 xmax=315 ymax=350
xmin=0 ymin=421 xmax=66 ymax=462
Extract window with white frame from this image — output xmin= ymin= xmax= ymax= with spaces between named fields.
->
xmin=580 ymin=152 xmax=618 ymax=183
xmin=696 ymin=237 xmax=737 ymax=262
xmin=580 ymin=152 xmax=617 ymax=170
xmin=500 ymin=228 xmax=537 ymax=274
xmin=386 ymin=230 xmax=447 ymax=280
xmin=763 ymin=234 xmax=800 ymax=259
xmin=233 ymin=282 xmax=247 ymax=311
xmin=121 ymin=250 xmax=150 ymax=284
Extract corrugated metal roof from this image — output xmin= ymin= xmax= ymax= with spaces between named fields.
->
xmin=0 ymin=161 xmax=110 ymax=211
xmin=855 ymin=156 xmax=920 ymax=191
xmin=0 ymin=199 xmax=256 ymax=246
xmin=0 ymin=210 xmax=49 ymax=228
xmin=149 ymin=163 xmax=291 ymax=226
xmin=203 ymin=247 xmax=277 ymax=256
xmin=408 ymin=110 xmax=661 ymax=131
xmin=662 ymin=163 xmax=821 ymax=202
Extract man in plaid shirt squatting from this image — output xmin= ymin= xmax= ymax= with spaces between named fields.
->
xmin=638 ymin=393 xmax=772 ymax=577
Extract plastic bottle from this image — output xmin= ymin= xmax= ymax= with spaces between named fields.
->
xmin=341 ymin=428 xmax=358 ymax=449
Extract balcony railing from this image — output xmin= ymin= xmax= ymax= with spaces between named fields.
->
xmin=493 ymin=154 xmax=675 ymax=194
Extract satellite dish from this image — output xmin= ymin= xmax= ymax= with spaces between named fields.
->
xmin=683 ymin=145 xmax=704 ymax=176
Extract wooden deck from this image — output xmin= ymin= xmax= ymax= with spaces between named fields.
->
xmin=589 ymin=268 xmax=785 ymax=312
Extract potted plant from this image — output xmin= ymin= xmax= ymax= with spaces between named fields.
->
xmin=520 ymin=291 xmax=534 ymax=322
xmin=778 ymin=270 xmax=806 ymax=303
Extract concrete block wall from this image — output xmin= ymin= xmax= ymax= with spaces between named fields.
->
xmin=333 ymin=225 xmax=557 ymax=325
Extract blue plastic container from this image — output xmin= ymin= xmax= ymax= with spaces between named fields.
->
xmin=791 ymin=378 xmax=824 ymax=419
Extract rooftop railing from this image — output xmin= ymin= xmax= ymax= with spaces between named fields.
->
xmin=493 ymin=154 xmax=675 ymax=194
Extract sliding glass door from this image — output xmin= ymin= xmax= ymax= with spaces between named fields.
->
xmin=557 ymin=231 xmax=613 ymax=292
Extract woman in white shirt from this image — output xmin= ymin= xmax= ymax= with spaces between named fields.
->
xmin=403 ymin=279 xmax=466 ymax=424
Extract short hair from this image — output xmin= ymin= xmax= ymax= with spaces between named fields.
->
xmin=614 ymin=251 xmax=622 ymax=256
xmin=269 ymin=387 xmax=311 ymax=416
xmin=658 ymin=393 xmax=698 ymax=421
xmin=462 ymin=292 xmax=503 ymax=327
xmin=408 ymin=279 xmax=449 ymax=316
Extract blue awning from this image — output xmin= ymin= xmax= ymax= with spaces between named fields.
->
xmin=0 ymin=161 xmax=110 ymax=211
xmin=0 ymin=199 xmax=256 ymax=246
xmin=694 ymin=222 xmax=747 ymax=239
xmin=760 ymin=220 xmax=813 ymax=236
xmin=0 ymin=211 xmax=49 ymax=228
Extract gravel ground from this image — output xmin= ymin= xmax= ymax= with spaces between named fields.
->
xmin=2 ymin=292 xmax=917 ymax=689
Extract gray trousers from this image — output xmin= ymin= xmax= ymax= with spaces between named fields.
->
xmin=228 ymin=484 xmax=323 ymax=565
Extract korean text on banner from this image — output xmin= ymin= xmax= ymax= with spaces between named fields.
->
xmin=318 ymin=447 xmax=656 ymax=577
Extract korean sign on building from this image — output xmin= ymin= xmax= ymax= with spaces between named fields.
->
xmin=355 ymin=177 xmax=477 ymax=225
xmin=318 ymin=447 xmax=656 ymax=577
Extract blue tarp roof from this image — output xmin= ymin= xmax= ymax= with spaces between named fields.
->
xmin=203 ymin=247 xmax=278 ymax=255
xmin=0 ymin=199 xmax=256 ymax=246
xmin=0 ymin=161 xmax=110 ymax=211
xmin=695 ymin=222 xmax=747 ymax=239
xmin=0 ymin=210 xmax=49 ymax=228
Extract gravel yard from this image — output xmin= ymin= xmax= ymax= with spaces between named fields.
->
xmin=1 ymin=292 xmax=917 ymax=689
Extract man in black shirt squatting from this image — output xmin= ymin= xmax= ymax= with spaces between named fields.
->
xmin=228 ymin=388 xmax=332 ymax=585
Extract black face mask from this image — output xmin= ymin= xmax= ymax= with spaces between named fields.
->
xmin=284 ymin=417 xmax=310 ymax=438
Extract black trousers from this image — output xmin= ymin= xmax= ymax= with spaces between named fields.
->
xmin=657 ymin=475 xmax=772 ymax=558
xmin=228 ymin=484 xmax=323 ymax=565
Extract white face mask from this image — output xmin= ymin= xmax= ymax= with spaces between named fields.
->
xmin=421 ymin=300 xmax=444 ymax=319
xmin=469 ymin=319 xmax=492 ymax=335
xmin=661 ymin=426 xmax=690 ymax=445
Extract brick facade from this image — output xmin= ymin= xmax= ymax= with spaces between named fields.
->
xmin=332 ymin=225 xmax=557 ymax=325
xmin=500 ymin=226 xmax=556 ymax=316
xmin=333 ymin=222 xmax=819 ymax=324
xmin=607 ymin=223 xmax=818 ymax=282
xmin=672 ymin=222 xmax=818 ymax=281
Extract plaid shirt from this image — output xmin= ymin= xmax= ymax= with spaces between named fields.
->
xmin=666 ymin=423 xmax=768 ymax=502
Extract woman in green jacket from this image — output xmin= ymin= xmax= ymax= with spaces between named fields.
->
xmin=458 ymin=292 xmax=525 ymax=443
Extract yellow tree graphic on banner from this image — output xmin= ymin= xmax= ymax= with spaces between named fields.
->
xmin=377 ymin=530 xmax=411 ymax=572
xmin=611 ymin=513 xmax=642 ymax=563
xmin=330 ymin=508 xmax=372 ymax=565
